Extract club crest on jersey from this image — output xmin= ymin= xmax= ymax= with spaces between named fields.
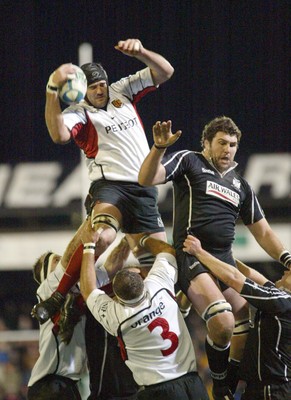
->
xmin=111 ymin=99 xmax=123 ymax=108
xmin=206 ymin=180 xmax=240 ymax=207
xmin=232 ymin=177 xmax=241 ymax=190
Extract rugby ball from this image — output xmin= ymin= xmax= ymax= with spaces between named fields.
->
xmin=59 ymin=65 xmax=87 ymax=105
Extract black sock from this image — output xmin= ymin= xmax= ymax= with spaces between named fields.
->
xmin=205 ymin=335 xmax=230 ymax=388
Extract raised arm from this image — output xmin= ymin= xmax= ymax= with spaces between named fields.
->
xmin=45 ymin=63 xmax=77 ymax=144
xmin=235 ymin=259 xmax=268 ymax=286
xmin=114 ymin=38 xmax=174 ymax=85
xmin=102 ymin=236 xmax=131 ymax=280
xmin=138 ymin=120 xmax=182 ymax=186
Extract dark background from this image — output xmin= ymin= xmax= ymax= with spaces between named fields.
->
xmin=1 ymin=0 xmax=290 ymax=170
xmin=0 ymin=4 xmax=289 ymax=395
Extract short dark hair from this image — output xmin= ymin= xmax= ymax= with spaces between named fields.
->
xmin=113 ymin=269 xmax=144 ymax=303
xmin=201 ymin=116 xmax=242 ymax=148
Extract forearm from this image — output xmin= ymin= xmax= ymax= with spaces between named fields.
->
xmin=45 ymin=94 xmax=71 ymax=144
xmin=138 ymin=146 xmax=166 ymax=186
xmin=248 ymin=220 xmax=287 ymax=262
xmin=103 ymin=237 xmax=130 ymax=279
xmin=80 ymin=248 xmax=97 ymax=301
xmin=235 ymin=259 xmax=268 ymax=285
xmin=195 ymin=249 xmax=245 ymax=292
xmin=135 ymin=48 xmax=174 ymax=85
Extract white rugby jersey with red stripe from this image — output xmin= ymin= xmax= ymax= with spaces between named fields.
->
xmin=63 ymin=67 xmax=156 ymax=182
xmin=86 ymin=253 xmax=197 ymax=386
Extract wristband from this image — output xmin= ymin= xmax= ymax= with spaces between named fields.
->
xmin=139 ymin=235 xmax=150 ymax=247
xmin=83 ymin=242 xmax=96 ymax=254
xmin=154 ymin=143 xmax=167 ymax=150
xmin=279 ymin=250 xmax=291 ymax=269
xmin=46 ymin=72 xmax=59 ymax=94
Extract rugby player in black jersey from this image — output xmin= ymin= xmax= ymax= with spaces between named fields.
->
xmin=139 ymin=117 xmax=291 ymax=400
xmin=183 ymin=234 xmax=291 ymax=400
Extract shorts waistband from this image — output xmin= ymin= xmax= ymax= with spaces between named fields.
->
xmin=141 ymin=371 xmax=198 ymax=390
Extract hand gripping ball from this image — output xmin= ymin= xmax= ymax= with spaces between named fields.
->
xmin=59 ymin=65 xmax=87 ymax=105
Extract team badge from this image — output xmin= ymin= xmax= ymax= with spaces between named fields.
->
xmin=111 ymin=99 xmax=123 ymax=108
xmin=232 ymin=177 xmax=241 ymax=190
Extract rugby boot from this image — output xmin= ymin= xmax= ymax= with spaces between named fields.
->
xmin=31 ymin=291 xmax=65 ymax=324
xmin=58 ymin=293 xmax=82 ymax=344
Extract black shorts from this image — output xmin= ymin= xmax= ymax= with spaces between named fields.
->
xmin=176 ymin=248 xmax=235 ymax=294
xmin=137 ymin=372 xmax=209 ymax=400
xmin=241 ymin=380 xmax=291 ymax=400
xmin=86 ymin=180 xmax=165 ymax=234
xmin=27 ymin=374 xmax=81 ymax=400
xmin=85 ymin=309 xmax=139 ymax=400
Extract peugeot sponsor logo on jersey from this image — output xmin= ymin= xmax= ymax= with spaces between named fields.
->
xmin=105 ymin=117 xmax=138 ymax=134
xmin=206 ymin=180 xmax=240 ymax=206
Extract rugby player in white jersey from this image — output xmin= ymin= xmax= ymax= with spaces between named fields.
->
xmin=80 ymin=226 xmax=210 ymax=400
xmin=32 ymin=38 xmax=174 ymax=326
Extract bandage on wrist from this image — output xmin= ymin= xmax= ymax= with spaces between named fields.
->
xmin=83 ymin=243 xmax=96 ymax=254
xmin=46 ymin=72 xmax=59 ymax=94
xmin=279 ymin=250 xmax=291 ymax=269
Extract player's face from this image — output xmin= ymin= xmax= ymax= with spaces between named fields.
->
xmin=275 ymin=270 xmax=291 ymax=292
xmin=205 ymin=131 xmax=238 ymax=173
xmin=86 ymin=80 xmax=109 ymax=108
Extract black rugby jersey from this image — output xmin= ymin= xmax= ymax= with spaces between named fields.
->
xmin=239 ymin=279 xmax=291 ymax=383
xmin=162 ymin=150 xmax=265 ymax=251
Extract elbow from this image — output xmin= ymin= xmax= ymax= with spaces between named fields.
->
xmin=168 ymin=66 xmax=175 ymax=79
xmin=159 ymin=66 xmax=175 ymax=84
xmin=138 ymin=175 xmax=151 ymax=187
xmin=53 ymin=137 xmax=71 ymax=145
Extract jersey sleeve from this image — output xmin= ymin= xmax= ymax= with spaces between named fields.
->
xmin=239 ymin=178 xmax=265 ymax=225
xmin=147 ymin=252 xmax=178 ymax=289
xmin=86 ymin=289 xmax=125 ymax=336
xmin=240 ymin=278 xmax=291 ymax=314
xmin=162 ymin=150 xmax=193 ymax=182
xmin=110 ymin=67 xmax=156 ymax=103
xmin=63 ymin=104 xmax=87 ymax=132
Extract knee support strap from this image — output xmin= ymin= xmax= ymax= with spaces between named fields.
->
xmin=91 ymin=213 xmax=120 ymax=233
xmin=202 ymin=300 xmax=232 ymax=323
xmin=233 ymin=319 xmax=249 ymax=336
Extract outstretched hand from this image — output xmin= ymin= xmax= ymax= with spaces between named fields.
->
xmin=50 ymin=63 xmax=79 ymax=88
xmin=153 ymin=120 xmax=182 ymax=149
xmin=114 ymin=38 xmax=144 ymax=57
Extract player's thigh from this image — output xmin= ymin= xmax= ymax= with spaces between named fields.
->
xmin=187 ymin=272 xmax=227 ymax=314
xmin=91 ymin=202 xmax=122 ymax=247
xmin=187 ymin=273 xmax=235 ymax=340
